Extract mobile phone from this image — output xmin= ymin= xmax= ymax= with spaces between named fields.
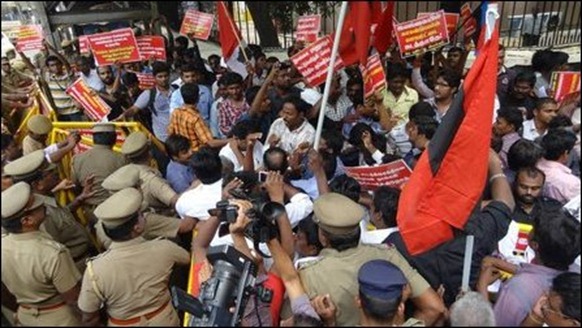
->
xmin=258 ymin=171 xmax=268 ymax=183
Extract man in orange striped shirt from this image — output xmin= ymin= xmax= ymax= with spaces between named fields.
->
xmin=167 ymin=83 xmax=228 ymax=152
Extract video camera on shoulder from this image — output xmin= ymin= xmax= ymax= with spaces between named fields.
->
xmin=171 ymin=245 xmax=257 ymax=327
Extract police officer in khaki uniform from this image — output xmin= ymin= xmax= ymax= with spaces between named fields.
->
xmin=71 ymin=123 xmax=126 ymax=222
xmin=22 ymin=115 xmax=52 ymax=155
xmin=120 ymin=132 xmax=178 ymax=215
xmin=1 ymin=182 xmax=82 ymax=326
xmin=298 ymin=193 xmax=445 ymax=326
xmin=94 ymin=165 xmax=195 ymax=250
xmin=78 ymin=188 xmax=190 ymax=326
xmin=3 ymin=150 xmax=93 ymax=272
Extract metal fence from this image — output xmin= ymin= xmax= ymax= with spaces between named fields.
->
xmin=212 ymin=1 xmax=580 ymax=51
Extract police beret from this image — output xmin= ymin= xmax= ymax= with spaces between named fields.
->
xmin=313 ymin=193 xmax=364 ymax=235
xmin=94 ymin=188 xmax=143 ymax=228
xmin=102 ymin=165 xmax=140 ymax=191
xmin=358 ymin=260 xmax=408 ymax=301
xmin=121 ymin=132 xmax=148 ymax=157
xmin=27 ymin=115 xmax=53 ymax=135
xmin=3 ymin=150 xmax=55 ymax=181
xmin=1 ymin=182 xmax=44 ymax=220
xmin=92 ymin=123 xmax=116 ymax=134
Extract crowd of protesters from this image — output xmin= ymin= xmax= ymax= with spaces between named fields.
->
xmin=1 ymin=13 xmax=580 ymax=327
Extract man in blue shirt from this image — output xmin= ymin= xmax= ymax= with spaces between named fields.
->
xmin=169 ymin=63 xmax=213 ymax=125
xmin=165 ymin=134 xmax=196 ymax=193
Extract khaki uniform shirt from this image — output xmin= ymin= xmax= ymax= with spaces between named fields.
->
xmin=78 ymin=237 xmax=190 ymax=319
xmin=22 ymin=135 xmax=44 ymax=156
xmin=71 ymin=145 xmax=126 ymax=206
xmin=1 ymin=231 xmax=81 ymax=305
xmin=95 ymin=212 xmax=181 ymax=250
xmin=131 ymin=164 xmax=177 ymax=214
xmin=299 ymin=243 xmax=430 ymax=327
xmin=38 ymin=195 xmax=91 ymax=271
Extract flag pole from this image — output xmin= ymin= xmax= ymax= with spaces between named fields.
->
xmin=221 ymin=1 xmax=250 ymax=62
xmin=461 ymin=235 xmax=475 ymax=293
xmin=314 ymin=1 xmax=349 ymax=149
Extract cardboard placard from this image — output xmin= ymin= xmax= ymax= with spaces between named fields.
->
xmin=460 ymin=3 xmax=477 ymax=40
xmin=87 ymin=28 xmax=141 ymax=66
xmin=290 ymin=35 xmax=345 ymax=88
xmin=344 ymin=160 xmax=412 ymax=191
xmin=180 ymin=9 xmax=214 ymax=40
xmin=136 ymin=36 xmax=167 ymax=61
xmin=136 ymin=73 xmax=156 ymax=90
xmin=418 ymin=12 xmax=459 ymax=40
xmin=360 ymin=53 xmax=386 ymax=98
xmin=66 ymin=78 xmax=111 ymax=121
xmin=295 ymin=14 xmax=321 ymax=43
xmin=78 ymin=35 xmax=90 ymax=55
xmin=550 ymin=71 xmax=581 ymax=103
xmin=15 ymin=25 xmax=43 ymax=52
xmin=394 ymin=11 xmax=450 ymax=58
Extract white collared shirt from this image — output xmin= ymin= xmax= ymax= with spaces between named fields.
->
xmin=521 ymin=119 xmax=546 ymax=141
xmin=266 ymin=118 xmax=315 ymax=153
xmin=175 ymin=179 xmax=222 ymax=220
xmin=359 ymin=221 xmax=400 ymax=244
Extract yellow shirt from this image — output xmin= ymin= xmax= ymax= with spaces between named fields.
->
xmin=382 ymin=85 xmax=419 ymax=125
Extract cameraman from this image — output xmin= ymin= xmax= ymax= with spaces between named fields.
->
xmin=204 ymin=172 xmax=296 ymax=326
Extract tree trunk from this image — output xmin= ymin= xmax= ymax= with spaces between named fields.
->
xmin=246 ymin=2 xmax=280 ymax=48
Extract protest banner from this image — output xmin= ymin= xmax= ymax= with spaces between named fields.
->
xmin=15 ymin=25 xmax=43 ymax=52
xmin=550 ymin=71 xmax=581 ymax=103
xmin=136 ymin=73 xmax=156 ymax=90
xmin=295 ymin=14 xmax=321 ymax=43
xmin=87 ymin=28 xmax=141 ymax=66
xmin=460 ymin=3 xmax=477 ymax=40
xmin=78 ymin=35 xmax=90 ymax=55
xmin=394 ymin=11 xmax=449 ymax=58
xmin=418 ymin=12 xmax=459 ymax=40
xmin=66 ymin=78 xmax=111 ymax=121
xmin=180 ymin=9 xmax=214 ymax=40
xmin=290 ymin=35 xmax=345 ymax=88
xmin=344 ymin=160 xmax=412 ymax=191
xmin=137 ymin=36 xmax=167 ymax=61
xmin=360 ymin=53 xmax=386 ymax=98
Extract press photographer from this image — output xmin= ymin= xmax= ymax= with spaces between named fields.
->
xmin=205 ymin=172 xmax=296 ymax=326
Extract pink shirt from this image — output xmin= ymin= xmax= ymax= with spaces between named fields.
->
xmin=537 ymin=158 xmax=580 ymax=203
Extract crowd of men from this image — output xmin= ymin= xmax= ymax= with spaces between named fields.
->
xmin=1 ymin=14 xmax=581 ymax=327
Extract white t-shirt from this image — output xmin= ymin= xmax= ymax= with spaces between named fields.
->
xmin=219 ymin=142 xmax=264 ymax=172
xmin=175 ymin=179 xmax=222 ymax=220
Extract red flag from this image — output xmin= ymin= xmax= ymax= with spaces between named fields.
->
xmin=370 ymin=2 xmax=383 ymax=26
xmin=372 ymin=1 xmax=395 ymax=54
xmin=217 ymin=1 xmax=241 ymax=60
xmin=397 ymin=7 xmax=499 ymax=255
xmin=350 ymin=2 xmax=372 ymax=66
xmin=338 ymin=9 xmax=359 ymax=67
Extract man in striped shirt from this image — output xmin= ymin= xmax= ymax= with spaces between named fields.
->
xmin=41 ymin=41 xmax=84 ymax=121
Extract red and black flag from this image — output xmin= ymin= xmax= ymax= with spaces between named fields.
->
xmin=397 ymin=4 xmax=500 ymax=256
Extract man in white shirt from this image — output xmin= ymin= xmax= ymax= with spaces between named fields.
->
xmin=219 ymin=121 xmax=264 ymax=172
xmin=266 ymin=96 xmax=315 ymax=154
xmin=76 ymin=57 xmax=104 ymax=91
xmin=521 ymin=97 xmax=559 ymax=141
